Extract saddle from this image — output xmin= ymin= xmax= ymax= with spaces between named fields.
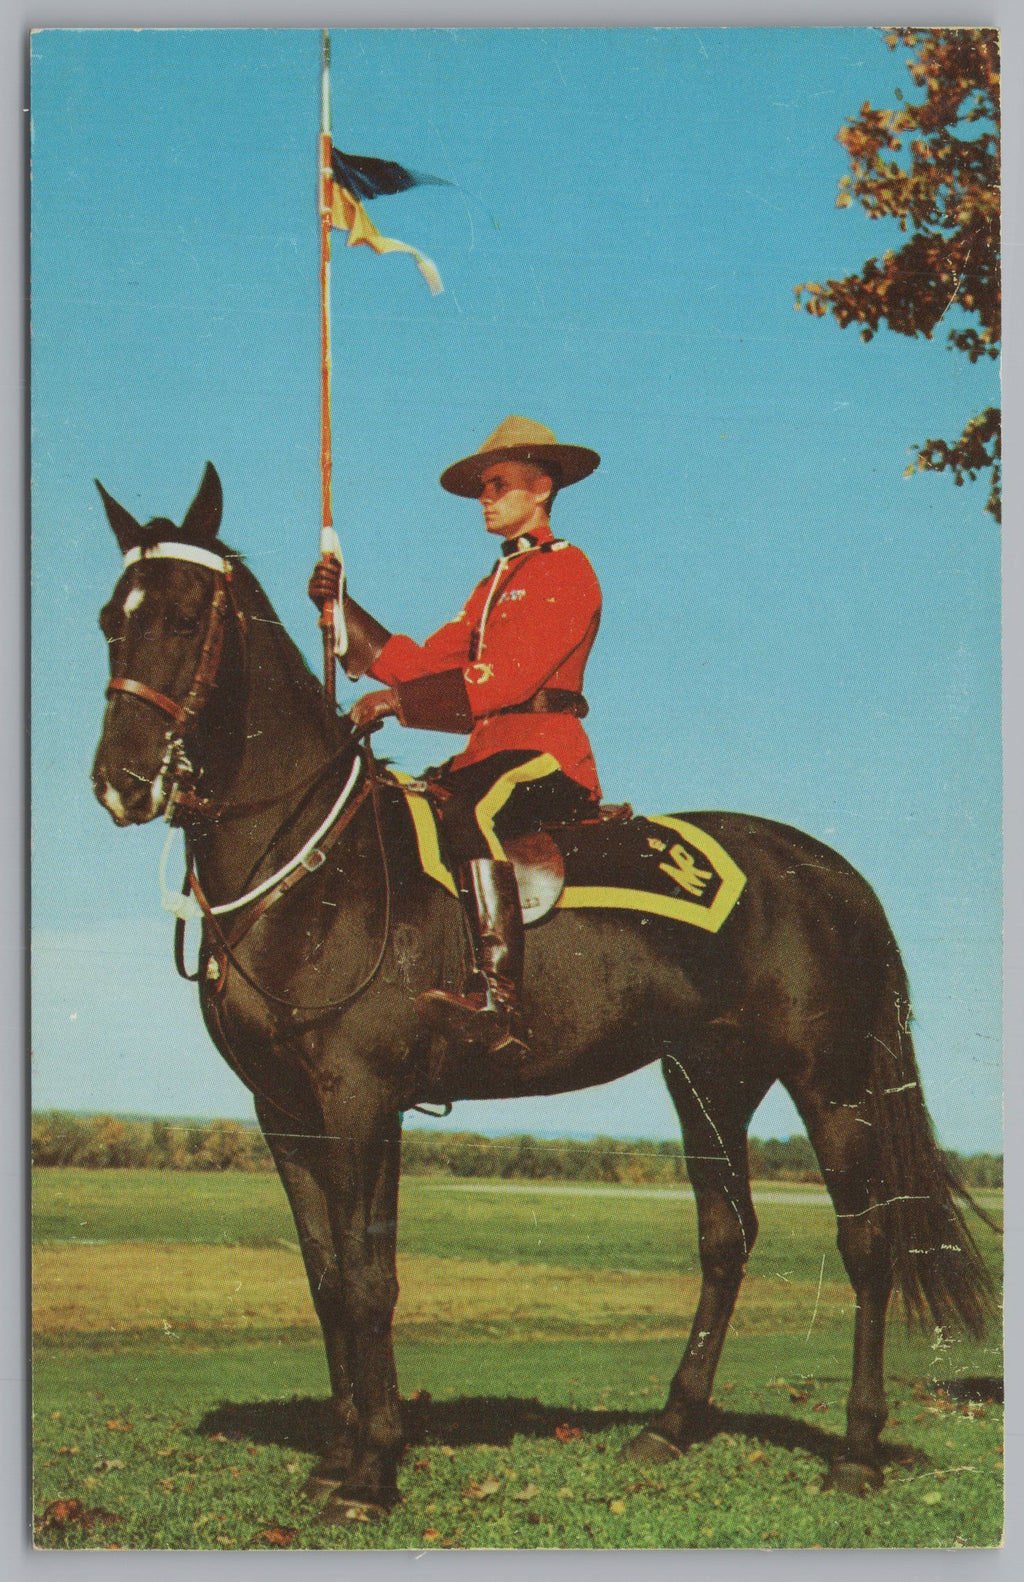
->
xmin=390 ymin=772 xmax=747 ymax=936
xmin=503 ymin=805 xmax=631 ymax=923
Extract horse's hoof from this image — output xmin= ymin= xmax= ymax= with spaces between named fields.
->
xmin=300 ymin=1474 xmax=344 ymax=1505
xmin=618 ymin=1429 xmax=682 ymax=1464
xmin=823 ymin=1460 xmax=883 ymax=1496
xmin=318 ymin=1495 xmax=389 ymax=1525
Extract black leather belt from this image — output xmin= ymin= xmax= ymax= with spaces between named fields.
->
xmin=492 ymin=689 xmax=588 ymax=719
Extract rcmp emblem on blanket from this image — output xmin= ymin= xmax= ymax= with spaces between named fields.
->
xmin=394 ymin=775 xmax=746 ymax=933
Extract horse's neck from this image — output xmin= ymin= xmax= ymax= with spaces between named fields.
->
xmin=193 ymin=568 xmax=352 ymax=899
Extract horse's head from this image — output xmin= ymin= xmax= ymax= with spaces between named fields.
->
xmin=92 ymin=462 xmax=239 ymax=825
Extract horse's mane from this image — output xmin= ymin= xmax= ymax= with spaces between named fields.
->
xmin=215 ymin=541 xmax=343 ymax=724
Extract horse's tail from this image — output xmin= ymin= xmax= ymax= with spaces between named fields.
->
xmin=867 ymin=945 xmax=998 ymax=1340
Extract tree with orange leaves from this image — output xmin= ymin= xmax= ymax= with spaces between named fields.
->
xmin=797 ymin=29 xmax=1000 ymax=521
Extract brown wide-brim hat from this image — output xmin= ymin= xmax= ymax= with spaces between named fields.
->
xmin=440 ymin=415 xmax=600 ymax=498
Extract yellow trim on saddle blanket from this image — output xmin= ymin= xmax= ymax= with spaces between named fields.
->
xmin=393 ymin=772 xmax=459 ymax=896
xmin=393 ymin=776 xmax=746 ymax=934
xmin=559 ymin=817 xmax=746 ymax=933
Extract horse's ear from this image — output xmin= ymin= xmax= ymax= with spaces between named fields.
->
xmin=180 ymin=462 xmax=223 ymax=544
xmin=95 ymin=479 xmax=142 ymax=554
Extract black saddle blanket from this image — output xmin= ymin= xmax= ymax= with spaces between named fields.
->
xmin=394 ymin=775 xmax=746 ymax=935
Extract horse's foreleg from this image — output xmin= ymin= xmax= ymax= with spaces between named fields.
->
xmin=317 ymin=1090 xmax=404 ymax=1519
xmin=622 ymin=1048 xmax=764 ymax=1463
xmin=254 ymin=1096 xmax=359 ymax=1496
xmin=790 ymin=1085 xmax=892 ymax=1493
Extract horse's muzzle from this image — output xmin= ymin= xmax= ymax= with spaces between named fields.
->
xmin=91 ymin=757 xmax=168 ymax=826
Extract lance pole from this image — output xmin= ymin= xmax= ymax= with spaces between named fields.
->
xmin=317 ymin=28 xmax=343 ymax=707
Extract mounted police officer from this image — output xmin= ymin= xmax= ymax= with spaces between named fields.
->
xmin=309 ymin=416 xmax=603 ymax=1060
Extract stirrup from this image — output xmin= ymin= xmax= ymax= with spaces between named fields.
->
xmin=417 ymin=985 xmax=528 ymax=1059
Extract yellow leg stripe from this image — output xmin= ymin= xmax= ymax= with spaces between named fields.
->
xmin=474 ymin=753 xmax=562 ymax=861
xmin=393 ymin=772 xmax=458 ymax=895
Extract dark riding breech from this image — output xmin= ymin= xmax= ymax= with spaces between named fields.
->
xmin=430 ymin=750 xmax=596 ymax=864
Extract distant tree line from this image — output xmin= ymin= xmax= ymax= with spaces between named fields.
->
xmin=30 ymin=1112 xmax=1003 ymax=1189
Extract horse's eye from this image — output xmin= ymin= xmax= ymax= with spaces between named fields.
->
xmin=172 ymin=615 xmax=202 ymax=639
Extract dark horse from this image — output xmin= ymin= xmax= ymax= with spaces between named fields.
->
xmin=91 ymin=465 xmax=993 ymax=1520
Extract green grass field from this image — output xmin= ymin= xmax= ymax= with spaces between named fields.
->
xmin=32 ymin=1168 xmax=1004 ymax=1550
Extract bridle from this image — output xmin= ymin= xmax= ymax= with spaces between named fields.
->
xmin=102 ymin=538 xmax=396 ymax=1025
xmin=105 ymin=541 xmax=235 ymax=817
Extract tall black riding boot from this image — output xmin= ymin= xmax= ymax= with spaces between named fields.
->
xmin=418 ymin=859 xmax=529 ymax=1059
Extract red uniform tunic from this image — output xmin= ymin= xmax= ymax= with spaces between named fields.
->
xmin=370 ymin=520 xmax=602 ymax=796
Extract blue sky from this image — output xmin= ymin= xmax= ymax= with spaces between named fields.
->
xmin=30 ymin=27 xmax=1001 ymax=1150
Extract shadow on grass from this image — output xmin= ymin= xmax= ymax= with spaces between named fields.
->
xmin=937 ymin=1376 xmax=1003 ymax=1404
xmin=195 ymin=1394 xmax=929 ymax=1472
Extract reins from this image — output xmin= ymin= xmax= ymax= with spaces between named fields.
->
xmin=187 ymin=751 xmax=364 ymax=920
xmin=177 ymin=746 xmax=396 ymax=1022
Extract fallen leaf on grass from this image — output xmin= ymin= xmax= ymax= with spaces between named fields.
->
xmin=256 ymin=1526 xmax=298 ymax=1547
xmin=35 ymin=1499 xmax=120 ymax=1539
xmin=608 ymin=1498 xmax=627 ymax=1516
xmin=157 ymin=1447 xmax=177 ymax=1458
xmin=466 ymin=1475 xmax=501 ymax=1500
xmin=555 ymin=1423 xmax=583 ymax=1442
xmin=438 ymin=1445 xmax=456 ymax=1459
xmin=105 ymin=1419 xmax=132 ymax=1432
xmin=57 ymin=1446 xmax=79 ymax=1457
xmin=414 ymin=1459 xmax=430 ymax=1472
xmin=812 ymin=1402 xmax=830 ymax=1413
xmin=93 ymin=1458 xmax=124 ymax=1473
xmin=510 ymin=1482 xmax=540 ymax=1502
xmin=747 ymin=1450 xmax=765 ymax=1464
xmin=788 ymin=1388 xmax=810 ymax=1404
xmin=422 ymin=1528 xmax=442 ymax=1541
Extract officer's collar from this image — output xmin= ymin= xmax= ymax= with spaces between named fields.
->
xmin=500 ymin=522 xmax=554 ymax=559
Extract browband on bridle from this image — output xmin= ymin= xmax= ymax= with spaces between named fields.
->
xmin=122 ymin=541 xmax=230 ymax=574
